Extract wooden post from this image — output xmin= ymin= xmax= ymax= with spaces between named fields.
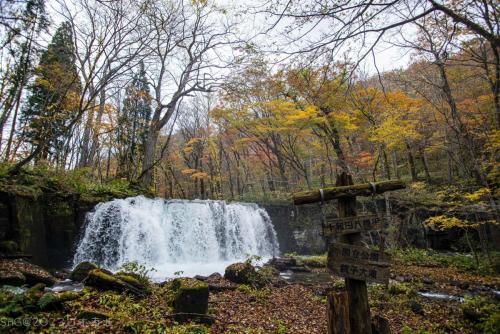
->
xmin=291 ymin=173 xmax=403 ymax=334
xmin=336 ymin=172 xmax=372 ymax=334
xmin=328 ymin=291 xmax=350 ymax=334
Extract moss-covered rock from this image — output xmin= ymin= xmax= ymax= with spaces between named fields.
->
xmin=224 ymin=262 xmax=265 ymax=287
xmin=115 ymin=273 xmax=147 ymax=291
xmin=171 ymin=278 xmax=209 ymax=316
xmin=70 ymin=261 xmax=98 ymax=282
xmin=0 ymin=259 xmax=56 ymax=286
xmin=38 ymin=291 xmax=80 ymax=310
xmin=0 ymin=241 xmax=19 ymax=254
xmin=86 ymin=269 xmax=145 ymax=297
xmin=0 ymin=270 xmax=26 ymax=286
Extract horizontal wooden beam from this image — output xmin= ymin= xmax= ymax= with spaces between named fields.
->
xmin=292 ymin=180 xmax=405 ymax=205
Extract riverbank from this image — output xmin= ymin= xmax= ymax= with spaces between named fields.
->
xmin=0 ymin=250 xmax=498 ymax=334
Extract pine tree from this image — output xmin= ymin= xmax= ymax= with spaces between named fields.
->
xmin=19 ymin=21 xmax=81 ymax=162
xmin=117 ymin=61 xmax=152 ymax=179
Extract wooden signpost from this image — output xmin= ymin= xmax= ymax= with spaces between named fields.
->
xmin=322 ymin=214 xmax=381 ymax=236
xmin=293 ymin=175 xmax=405 ymax=334
xmin=328 ymin=242 xmax=391 ymax=284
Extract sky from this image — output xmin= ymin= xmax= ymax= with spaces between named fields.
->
xmin=45 ymin=0 xmax=413 ymax=76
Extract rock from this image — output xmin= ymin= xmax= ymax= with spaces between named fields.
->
xmin=85 ymin=269 xmax=145 ymax=297
xmin=224 ymin=262 xmax=263 ymax=287
xmin=207 ymin=273 xmax=223 ymax=281
xmin=0 ymin=269 xmax=26 ymax=286
xmin=422 ymin=277 xmax=434 ymax=285
xmin=458 ymin=282 xmax=470 ymax=290
xmin=395 ymin=275 xmax=410 ymax=282
xmin=115 ymin=273 xmax=147 ymax=291
xmin=53 ymin=269 xmax=71 ymax=280
xmin=194 ymin=275 xmax=208 ymax=281
xmin=171 ymin=278 xmax=209 ymax=320
xmin=266 ymin=257 xmax=297 ymax=271
xmin=0 ymin=241 xmax=19 ymax=254
xmin=0 ymin=259 xmax=56 ymax=286
xmin=407 ymin=300 xmax=424 ymax=315
xmin=38 ymin=291 xmax=80 ymax=310
xmin=76 ymin=309 xmax=110 ymax=321
xmin=70 ymin=262 xmax=98 ymax=282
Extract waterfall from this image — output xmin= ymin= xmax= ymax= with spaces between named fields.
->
xmin=73 ymin=196 xmax=279 ymax=280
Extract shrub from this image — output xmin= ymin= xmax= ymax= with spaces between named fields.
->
xmin=461 ymin=296 xmax=500 ymax=334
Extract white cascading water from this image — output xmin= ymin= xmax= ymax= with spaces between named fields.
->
xmin=73 ymin=196 xmax=279 ymax=281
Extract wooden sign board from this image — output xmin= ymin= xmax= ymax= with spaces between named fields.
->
xmin=327 ymin=242 xmax=390 ymax=284
xmin=323 ymin=214 xmax=382 ymax=236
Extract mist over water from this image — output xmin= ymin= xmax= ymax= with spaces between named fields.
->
xmin=73 ymin=196 xmax=279 ymax=281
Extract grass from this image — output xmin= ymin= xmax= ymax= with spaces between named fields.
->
xmin=390 ymin=247 xmax=498 ymax=274
xmin=283 ymin=253 xmax=327 ymax=268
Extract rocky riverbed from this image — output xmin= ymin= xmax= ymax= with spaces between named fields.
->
xmin=0 ymin=252 xmax=498 ymax=334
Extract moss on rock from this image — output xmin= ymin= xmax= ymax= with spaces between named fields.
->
xmin=115 ymin=273 xmax=147 ymax=291
xmin=224 ymin=262 xmax=266 ymax=287
xmin=86 ymin=269 xmax=145 ymax=297
xmin=171 ymin=278 xmax=209 ymax=316
xmin=70 ymin=261 xmax=98 ymax=282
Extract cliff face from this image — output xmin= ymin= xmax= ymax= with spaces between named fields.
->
xmin=262 ymin=198 xmax=499 ymax=255
xmin=0 ymin=192 xmax=96 ymax=269
xmin=0 ymin=190 xmax=497 ymax=270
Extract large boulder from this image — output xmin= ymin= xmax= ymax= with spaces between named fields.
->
xmin=224 ymin=262 xmax=255 ymax=284
xmin=171 ymin=277 xmax=209 ymax=316
xmin=70 ymin=262 xmax=98 ymax=282
xmin=0 ymin=259 xmax=56 ymax=286
xmin=85 ymin=269 xmax=146 ymax=297
xmin=0 ymin=269 xmax=26 ymax=286
xmin=224 ymin=262 xmax=265 ymax=287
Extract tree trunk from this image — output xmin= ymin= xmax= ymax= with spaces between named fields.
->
xmin=419 ymin=147 xmax=431 ymax=181
xmin=86 ymin=89 xmax=106 ymax=168
xmin=405 ymin=141 xmax=417 ymax=181
xmin=380 ymin=145 xmax=391 ymax=180
xmin=392 ymin=151 xmax=400 ymax=179
xmin=139 ymin=121 xmax=160 ymax=187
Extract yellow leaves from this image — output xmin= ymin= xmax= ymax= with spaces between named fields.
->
xmin=181 ymin=168 xmax=208 ymax=180
xmin=424 ymin=215 xmax=471 ymax=230
xmin=425 ymin=215 xmax=498 ymax=231
xmin=463 ymin=188 xmax=491 ymax=202
xmin=327 ymin=111 xmax=357 ymax=131
xmin=181 ymin=168 xmax=198 ymax=175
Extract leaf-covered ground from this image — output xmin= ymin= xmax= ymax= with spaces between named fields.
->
xmin=2 ymin=257 xmax=499 ymax=334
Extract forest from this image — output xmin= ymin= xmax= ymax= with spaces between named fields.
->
xmin=0 ymin=0 xmax=498 ymax=333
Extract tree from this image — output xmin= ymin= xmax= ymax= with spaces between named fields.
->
xmin=0 ymin=0 xmax=49 ymax=160
xmin=18 ymin=21 xmax=82 ymax=162
xmin=137 ymin=0 xmax=238 ymax=187
xmin=116 ymin=61 xmax=152 ymax=180
xmin=263 ymin=0 xmax=499 ymax=59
